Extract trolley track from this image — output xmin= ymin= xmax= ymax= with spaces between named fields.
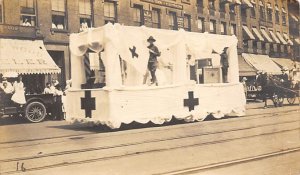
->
xmin=0 ymin=106 xmax=297 ymax=147
xmin=1 ymin=110 xmax=300 ymax=174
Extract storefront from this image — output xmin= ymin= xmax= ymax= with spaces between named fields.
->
xmin=0 ymin=39 xmax=60 ymax=94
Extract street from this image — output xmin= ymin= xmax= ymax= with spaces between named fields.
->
xmin=0 ymin=101 xmax=299 ymax=175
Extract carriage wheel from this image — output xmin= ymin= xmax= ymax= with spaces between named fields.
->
xmin=287 ymin=95 xmax=296 ymax=104
xmin=25 ymin=102 xmax=47 ymax=123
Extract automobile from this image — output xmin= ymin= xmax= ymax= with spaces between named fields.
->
xmin=0 ymin=91 xmax=58 ymax=123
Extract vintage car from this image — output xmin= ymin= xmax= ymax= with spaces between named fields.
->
xmin=0 ymin=91 xmax=57 ymax=122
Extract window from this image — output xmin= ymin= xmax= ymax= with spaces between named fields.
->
xmin=209 ymin=0 xmax=215 ymax=9
xmin=282 ymin=14 xmax=286 ymax=25
xmin=221 ymin=22 xmax=227 ymax=35
xmin=197 ymin=0 xmax=203 ymax=7
xmin=0 ymin=0 xmax=3 ymax=23
xmin=229 ymin=5 xmax=235 ymax=13
xmin=275 ymin=8 xmax=279 ymax=23
xmin=79 ymin=0 xmax=92 ymax=31
xmin=219 ymin=2 xmax=225 ymax=12
xmin=259 ymin=2 xmax=265 ymax=21
xmin=51 ymin=0 xmax=66 ymax=30
xmin=197 ymin=17 xmax=205 ymax=32
xmin=20 ymin=0 xmax=36 ymax=26
xmin=251 ymin=4 xmax=256 ymax=18
xmin=230 ymin=24 xmax=236 ymax=35
xmin=104 ymin=1 xmax=116 ymax=24
xmin=133 ymin=4 xmax=143 ymax=26
xmin=152 ymin=8 xmax=160 ymax=28
xmin=209 ymin=20 xmax=216 ymax=34
xmin=266 ymin=4 xmax=272 ymax=22
xmin=168 ymin=11 xmax=177 ymax=30
xmin=183 ymin=14 xmax=191 ymax=31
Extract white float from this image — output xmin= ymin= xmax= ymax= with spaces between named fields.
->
xmin=66 ymin=24 xmax=246 ymax=129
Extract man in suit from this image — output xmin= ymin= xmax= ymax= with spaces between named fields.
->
xmin=220 ymin=47 xmax=229 ymax=83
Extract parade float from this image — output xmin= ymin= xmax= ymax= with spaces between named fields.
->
xmin=66 ymin=23 xmax=246 ymax=129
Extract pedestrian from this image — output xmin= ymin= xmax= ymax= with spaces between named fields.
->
xmin=241 ymin=77 xmax=248 ymax=99
xmin=147 ymin=36 xmax=161 ymax=86
xmin=0 ymin=78 xmax=13 ymax=94
xmin=220 ymin=47 xmax=229 ymax=83
xmin=260 ymin=71 xmax=269 ymax=108
xmin=43 ymin=82 xmax=54 ymax=94
xmin=52 ymin=84 xmax=64 ymax=120
xmin=11 ymin=75 xmax=26 ymax=106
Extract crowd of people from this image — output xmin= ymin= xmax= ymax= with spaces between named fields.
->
xmin=0 ymin=75 xmax=72 ymax=120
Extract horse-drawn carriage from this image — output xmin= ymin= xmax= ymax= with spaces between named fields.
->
xmin=257 ymin=73 xmax=299 ymax=107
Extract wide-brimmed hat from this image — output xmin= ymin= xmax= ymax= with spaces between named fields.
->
xmin=147 ymin=36 xmax=156 ymax=42
xmin=242 ymin=77 xmax=247 ymax=81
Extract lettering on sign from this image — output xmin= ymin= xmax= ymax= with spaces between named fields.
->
xmin=140 ymin=0 xmax=183 ymax=10
xmin=0 ymin=24 xmax=36 ymax=38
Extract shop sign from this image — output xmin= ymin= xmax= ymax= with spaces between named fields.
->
xmin=141 ymin=0 xmax=183 ymax=10
xmin=0 ymin=24 xmax=36 ymax=38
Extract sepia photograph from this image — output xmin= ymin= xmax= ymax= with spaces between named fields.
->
xmin=0 ymin=0 xmax=299 ymax=174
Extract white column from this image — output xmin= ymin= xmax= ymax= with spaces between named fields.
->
xmin=70 ymin=54 xmax=86 ymax=89
xmin=173 ymin=39 xmax=188 ymax=84
xmin=227 ymin=45 xmax=239 ymax=83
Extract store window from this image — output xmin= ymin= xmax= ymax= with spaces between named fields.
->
xmin=184 ymin=14 xmax=191 ymax=31
xmin=20 ymin=0 xmax=36 ymax=26
xmin=79 ymin=0 xmax=92 ymax=31
xmin=104 ymin=1 xmax=117 ymax=24
xmin=221 ymin=22 xmax=227 ymax=35
xmin=133 ymin=4 xmax=143 ymax=26
xmin=197 ymin=17 xmax=205 ymax=32
xmin=51 ymin=0 xmax=66 ymax=30
xmin=152 ymin=8 xmax=160 ymax=28
xmin=0 ymin=0 xmax=3 ymax=23
xmin=168 ymin=11 xmax=177 ymax=30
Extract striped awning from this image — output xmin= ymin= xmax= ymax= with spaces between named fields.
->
xmin=233 ymin=0 xmax=242 ymax=5
xmin=271 ymin=58 xmax=299 ymax=70
xmin=269 ymin=31 xmax=280 ymax=44
xmin=259 ymin=0 xmax=264 ymax=6
xmin=242 ymin=0 xmax=253 ymax=7
xmin=250 ymin=0 xmax=256 ymax=4
xmin=220 ymin=0 xmax=233 ymax=3
xmin=275 ymin=5 xmax=279 ymax=11
xmin=282 ymin=7 xmax=287 ymax=13
xmin=295 ymin=38 xmax=300 ymax=45
xmin=267 ymin=3 xmax=272 ymax=9
xmin=290 ymin=14 xmax=299 ymax=22
xmin=242 ymin=26 xmax=255 ymax=40
xmin=283 ymin=33 xmax=293 ymax=45
xmin=238 ymin=55 xmax=257 ymax=76
xmin=0 ymin=39 xmax=61 ymax=75
xmin=252 ymin=27 xmax=264 ymax=41
xmin=260 ymin=28 xmax=273 ymax=43
xmin=276 ymin=32 xmax=288 ymax=45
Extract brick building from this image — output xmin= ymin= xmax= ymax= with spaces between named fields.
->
xmin=0 ymin=0 xmax=299 ymax=87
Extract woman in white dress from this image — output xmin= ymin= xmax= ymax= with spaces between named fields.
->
xmin=11 ymin=75 xmax=26 ymax=105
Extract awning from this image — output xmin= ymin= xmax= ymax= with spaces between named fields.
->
xmin=290 ymin=14 xmax=299 ymax=22
xmin=242 ymin=53 xmax=282 ymax=75
xmin=238 ymin=55 xmax=257 ymax=76
xmin=0 ymin=39 xmax=61 ymax=75
xmin=275 ymin=5 xmax=279 ymax=11
xmin=283 ymin=33 xmax=293 ymax=45
xmin=276 ymin=32 xmax=288 ymax=45
xmin=259 ymin=1 xmax=263 ymax=6
xmin=250 ymin=0 xmax=256 ymax=4
xmin=295 ymin=38 xmax=300 ymax=45
xmin=271 ymin=58 xmax=300 ymax=70
xmin=267 ymin=3 xmax=272 ymax=9
xmin=260 ymin=28 xmax=273 ymax=42
xmin=242 ymin=26 xmax=255 ymax=40
xmin=252 ymin=27 xmax=264 ymax=41
xmin=282 ymin=7 xmax=287 ymax=13
xmin=242 ymin=0 xmax=253 ymax=7
xmin=269 ymin=30 xmax=280 ymax=44
xmin=220 ymin=0 xmax=233 ymax=3
xmin=233 ymin=0 xmax=242 ymax=5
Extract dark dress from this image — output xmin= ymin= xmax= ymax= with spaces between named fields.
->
xmin=147 ymin=44 xmax=160 ymax=83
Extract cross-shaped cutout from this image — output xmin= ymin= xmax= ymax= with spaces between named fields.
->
xmin=81 ymin=90 xmax=96 ymax=118
xmin=129 ymin=46 xmax=139 ymax=58
xmin=184 ymin=91 xmax=199 ymax=111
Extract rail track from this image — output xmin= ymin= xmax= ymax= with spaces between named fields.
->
xmin=0 ymin=108 xmax=299 ymax=174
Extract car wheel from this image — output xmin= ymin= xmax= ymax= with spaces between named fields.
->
xmin=25 ymin=102 xmax=46 ymax=123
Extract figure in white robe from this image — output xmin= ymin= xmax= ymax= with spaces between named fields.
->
xmin=11 ymin=76 xmax=26 ymax=105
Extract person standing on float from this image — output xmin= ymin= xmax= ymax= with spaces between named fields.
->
xmin=11 ymin=75 xmax=26 ymax=106
xmin=147 ymin=36 xmax=161 ymax=86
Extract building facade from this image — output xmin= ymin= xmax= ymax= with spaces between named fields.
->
xmin=0 ymin=0 xmax=298 ymax=85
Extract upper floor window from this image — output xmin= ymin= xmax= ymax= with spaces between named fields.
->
xmin=230 ymin=24 xmax=236 ymax=35
xmin=209 ymin=20 xmax=216 ymax=34
xmin=133 ymin=4 xmax=143 ymax=26
xmin=209 ymin=0 xmax=215 ymax=9
xmin=51 ymin=0 xmax=66 ymax=30
xmin=275 ymin=5 xmax=279 ymax=23
xmin=266 ymin=3 xmax=272 ymax=21
xmin=152 ymin=8 xmax=161 ymax=28
xmin=250 ymin=4 xmax=256 ymax=18
xmin=197 ymin=0 xmax=203 ymax=7
xmin=221 ymin=22 xmax=227 ymax=35
xmin=219 ymin=2 xmax=225 ymax=12
xmin=104 ymin=1 xmax=117 ymax=24
xmin=197 ymin=17 xmax=205 ymax=32
xmin=79 ymin=0 xmax=92 ymax=31
xmin=259 ymin=1 xmax=265 ymax=21
xmin=229 ymin=5 xmax=235 ymax=13
xmin=20 ymin=0 xmax=36 ymax=26
xmin=168 ymin=11 xmax=177 ymax=30
xmin=184 ymin=14 xmax=191 ymax=31
xmin=282 ymin=7 xmax=287 ymax=25
xmin=0 ymin=0 xmax=3 ymax=23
